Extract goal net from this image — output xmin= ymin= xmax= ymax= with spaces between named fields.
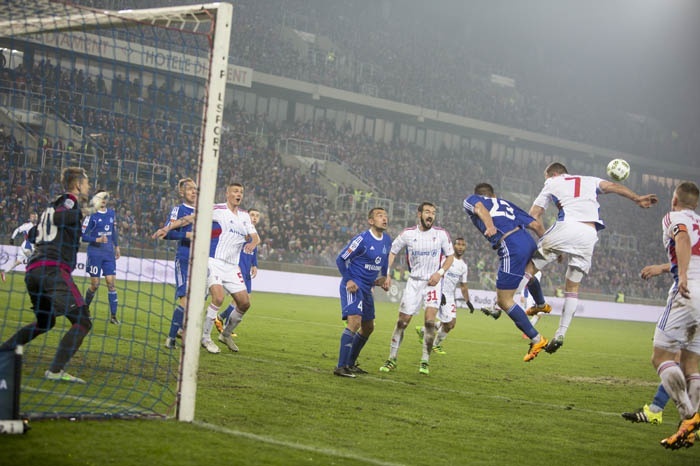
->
xmin=0 ymin=0 xmax=231 ymax=421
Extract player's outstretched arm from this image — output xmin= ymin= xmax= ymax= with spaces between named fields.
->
xmin=152 ymin=228 xmax=169 ymax=240
xmin=152 ymin=213 xmax=196 ymax=239
xmin=599 ymin=181 xmax=658 ymax=208
xmin=640 ymin=263 xmax=671 ymax=280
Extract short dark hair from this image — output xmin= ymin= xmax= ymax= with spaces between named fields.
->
xmin=455 ymin=237 xmax=465 ymax=242
xmin=249 ymin=207 xmax=260 ymax=214
xmin=474 ymin=183 xmax=494 ymax=196
xmin=227 ymin=182 xmax=244 ymax=189
xmin=545 ymin=162 xmax=568 ymax=176
xmin=368 ymin=207 xmax=386 ymax=218
xmin=418 ymin=202 xmax=436 ymax=213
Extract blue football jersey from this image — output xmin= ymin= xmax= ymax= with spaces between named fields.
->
xmin=336 ymin=229 xmax=392 ymax=290
xmin=164 ymin=203 xmax=195 ymax=261
xmin=82 ymin=208 xmax=118 ymax=256
xmin=463 ymin=194 xmax=535 ymax=249
xmin=239 ymin=241 xmax=258 ymax=279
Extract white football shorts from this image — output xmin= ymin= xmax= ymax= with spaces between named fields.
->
xmin=653 ymin=280 xmax=700 ymax=354
xmin=437 ymin=296 xmax=457 ymax=323
xmin=399 ymin=278 xmax=440 ymax=316
xmin=207 ymin=257 xmax=246 ymax=295
xmin=532 ymin=221 xmax=598 ymax=275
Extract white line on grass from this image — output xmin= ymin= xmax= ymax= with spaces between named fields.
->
xmin=21 ymin=386 xmax=138 ymax=412
xmin=194 ymin=420 xmax=406 ymax=466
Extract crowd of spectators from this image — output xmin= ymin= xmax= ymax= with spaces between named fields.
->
xmin=74 ymin=0 xmax=698 ymax=168
xmin=1 ymin=3 xmax=688 ymax=302
xmin=0 ymin=107 xmax=675 ymax=302
xmin=273 ymin=115 xmax=673 ymax=300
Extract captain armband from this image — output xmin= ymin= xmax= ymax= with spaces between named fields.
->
xmin=672 ymin=224 xmax=688 ymax=237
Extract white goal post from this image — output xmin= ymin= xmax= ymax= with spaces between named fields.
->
xmin=177 ymin=2 xmax=233 ymax=423
xmin=1 ymin=0 xmax=233 ymax=423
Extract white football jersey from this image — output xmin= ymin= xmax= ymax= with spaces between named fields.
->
xmin=391 ymin=225 xmax=454 ymax=280
xmin=11 ymin=221 xmax=35 ymax=240
xmin=210 ymin=204 xmax=256 ymax=265
xmin=663 ymin=209 xmax=700 ymax=281
xmin=533 ymin=174 xmax=605 ymax=228
xmin=441 ymin=257 xmax=468 ymax=299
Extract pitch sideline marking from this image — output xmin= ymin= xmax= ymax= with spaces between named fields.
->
xmin=194 ymin=420 xmax=405 ymax=466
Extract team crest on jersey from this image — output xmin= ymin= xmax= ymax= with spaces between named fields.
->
xmin=375 ymin=256 xmax=382 ymax=264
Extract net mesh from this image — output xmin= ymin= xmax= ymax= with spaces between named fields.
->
xmin=0 ymin=0 xmax=220 ymax=419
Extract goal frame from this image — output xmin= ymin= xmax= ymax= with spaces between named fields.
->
xmin=1 ymin=0 xmax=233 ymax=423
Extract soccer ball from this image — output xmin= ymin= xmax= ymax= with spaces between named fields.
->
xmin=606 ymin=158 xmax=630 ymax=181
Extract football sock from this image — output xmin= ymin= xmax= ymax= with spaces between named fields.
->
xmin=218 ymin=304 xmax=235 ymax=322
xmin=85 ymin=288 xmax=95 ymax=307
xmin=650 ymin=383 xmax=670 ymax=412
xmin=168 ymin=305 xmax=184 ymax=339
xmin=434 ymin=328 xmax=448 ymax=347
xmin=658 ymin=360 xmax=693 ymax=419
xmin=527 ymin=276 xmax=545 ymax=306
xmin=555 ymin=292 xmax=578 ymax=338
xmin=223 ymin=309 xmax=244 ymax=335
xmin=687 ymin=373 xmax=700 ymax=412
xmin=49 ymin=323 xmax=89 ymax=373
xmin=422 ymin=320 xmax=436 ymax=360
xmin=337 ymin=328 xmax=355 ymax=368
xmin=349 ymin=332 xmax=368 ymax=367
xmin=506 ymin=304 xmax=538 ymax=339
xmin=202 ymin=303 xmax=219 ymax=340
xmin=388 ymin=324 xmax=405 ymax=360
xmin=0 ymin=322 xmax=45 ymax=350
xmin=108 ymin=291 xmax=118 ymax=317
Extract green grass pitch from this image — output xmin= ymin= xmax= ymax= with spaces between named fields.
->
xmin=1 ymin=275 xmax=698 ymax=465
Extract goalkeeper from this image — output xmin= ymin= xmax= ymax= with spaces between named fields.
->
xmin=0 ymin=167 xmax=93 ymax=383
